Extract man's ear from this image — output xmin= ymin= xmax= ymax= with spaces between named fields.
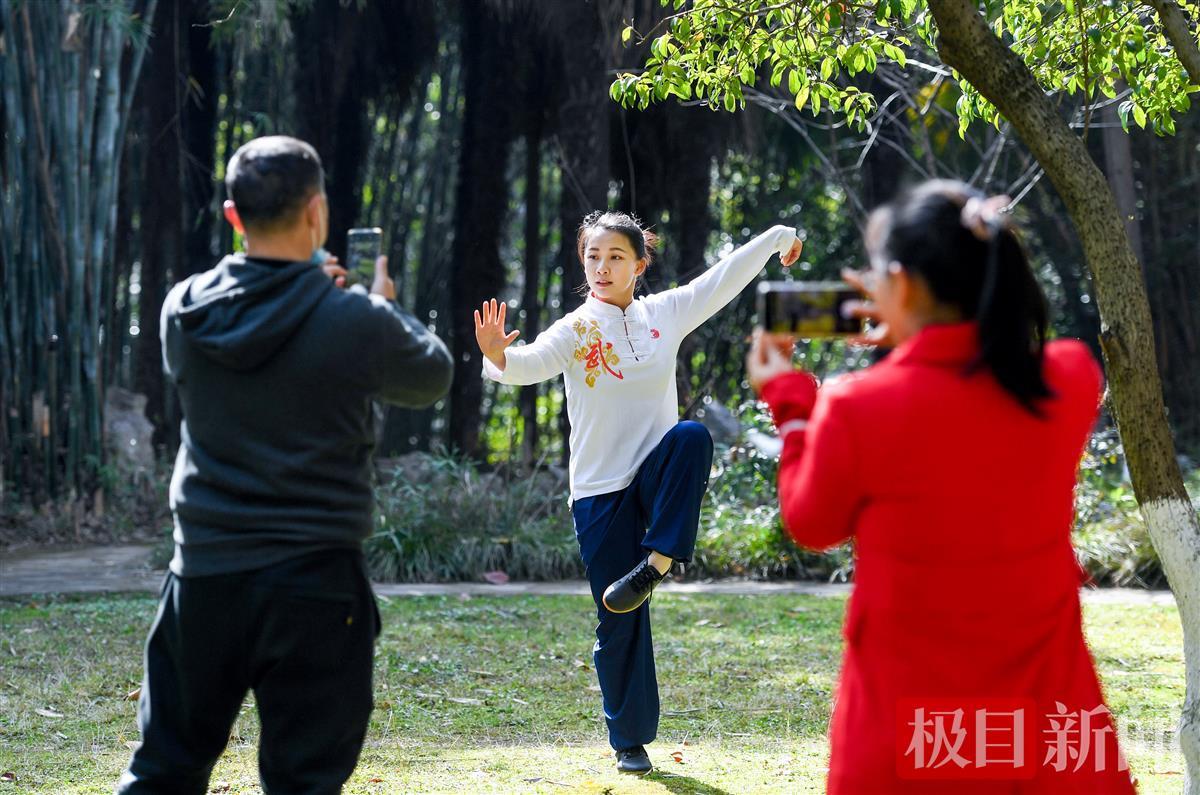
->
xmin=223 ymin=200 xmax=246 ymax=234
xmin=305 ymin=192 xmax=324 ymax=229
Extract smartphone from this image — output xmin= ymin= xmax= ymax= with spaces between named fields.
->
xmin=757 ymin=281 xmax=863 ymax=338
xmin=345 ymin=228 xmax=383 ymax=287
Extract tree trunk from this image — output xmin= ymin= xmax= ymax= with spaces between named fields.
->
xmin=927 ymin=2 xmax=1200 ymax=791
xmin=1145 ymin=0 xmax=1200 ymax=87
xmin=447 ymin=0 xmax=516 ymax=457
xmin=135 ymin=0 xmax=184 ymax=449
xmin=1101 ymin=96 xmax=1144 ymax=266
xmin=520 ymin=130 xmax=543 ymax=465
xmin=182 ymin=3 xmax=219 ymax=279
xmin=553 ymin=0 xmax=612 ymax=466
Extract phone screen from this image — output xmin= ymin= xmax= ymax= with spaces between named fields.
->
xmin=346 ymin=228 xmax=383 ymax=286
xmin=757 ymin=281 xmax=863 ymax=338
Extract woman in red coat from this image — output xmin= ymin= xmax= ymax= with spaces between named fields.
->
xmin=748 ymin=180 xmax=1136 ymax=794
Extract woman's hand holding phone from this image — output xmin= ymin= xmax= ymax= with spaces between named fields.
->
xmin=746 ymin=329 xmax=797 ymax=395
xmin=840 ymin=268 xmax=896 ymax=348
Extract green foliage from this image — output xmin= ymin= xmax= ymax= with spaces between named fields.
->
xmin=363 ymin=433 xmax=855 ymax=584
xmin=612 ymin=0 xmax=907 ymax=128
xmin=965 ymin=0 xmax=1200 ymax=136
xmin=365 ymin=451 xmax=582 ymax=582
xmin=363 ymin=424 xmax=1175 ymax=587
xmin=697 ymin=401 xmax=853 ymax=581
xmin=612 ymin=0 xmax=1200 ymax=137
xmin=1073 ymin=428 xmax=1172 ymax=587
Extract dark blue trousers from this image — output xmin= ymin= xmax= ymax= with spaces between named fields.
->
xmin=570 ymin=421 xmax=715 ymax=751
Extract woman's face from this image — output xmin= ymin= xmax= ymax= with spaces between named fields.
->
xmin=866 ymin=244 xmax=906 ymax=329
xmin=582 ymin=229 xmax=646 ymax=307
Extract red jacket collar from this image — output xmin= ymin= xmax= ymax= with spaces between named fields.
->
xmin=886 ymin=322 xmax=981 ymax=367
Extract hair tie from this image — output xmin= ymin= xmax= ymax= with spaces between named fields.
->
xmin=961 ymin=194 xmax=1013 ymax=241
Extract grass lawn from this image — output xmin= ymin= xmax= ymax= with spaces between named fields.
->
xmin=0 ymin=591 xmax=1185 ymax=794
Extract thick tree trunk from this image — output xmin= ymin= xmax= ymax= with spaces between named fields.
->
xmin=181 ymin=5 xmax=218 ymax=279
xmin=928 ymin=2 xmax=1200 ymax=791
xmin=553 ymin=0 xmax=613 ymax=465
xmin=290 ymin=1 xmax=368 ymax=259
xmin=134 ymin=0 xmax=184 ymax=450
xmin=447 ymin=0 xmax=515 ymax=457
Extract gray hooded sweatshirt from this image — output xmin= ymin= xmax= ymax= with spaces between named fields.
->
xmin=161 ymin=254 xmax=453 ymax=576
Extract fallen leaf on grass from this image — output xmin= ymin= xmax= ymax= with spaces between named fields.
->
xmin=670 ymin=751 xmax=685 ymax=764
xmin=572 ymin=659 xmax=590 ymax=670
xmin=210 ymin=783 xmax=231 ymax=793
xmin=35 ymin=708 xmax=63 ymax=718
xmin=482 ymin=570 xmax=510 ymax=585
xmin=368 ymin=778 xmax=384 ymax=783
xmin=694 ymin=619 xmax=711 ymax=627
xmin=446 ymin=697 xmax=483 ymax=706
xmin=125 ymin=688 xmax=141 ymax=701
xmin=1 ymin=772 xmax=16 ymax=782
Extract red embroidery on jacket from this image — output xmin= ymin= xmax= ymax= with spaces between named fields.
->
xmin=572 ymin=320 xmax=624 ymax=387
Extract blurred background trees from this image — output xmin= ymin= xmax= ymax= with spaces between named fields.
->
xmin=1 ymin=0 xmax=1197 ymax=553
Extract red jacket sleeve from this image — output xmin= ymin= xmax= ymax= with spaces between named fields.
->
xmin=761 ymin=372 xmax=861 ymax=552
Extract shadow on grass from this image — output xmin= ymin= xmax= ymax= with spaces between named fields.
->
xmin=644 ymin=770 xmax=736 ymax=795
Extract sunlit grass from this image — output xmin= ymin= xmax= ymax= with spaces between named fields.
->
xmin=0 ymin=593 xmax=1184 ymax=793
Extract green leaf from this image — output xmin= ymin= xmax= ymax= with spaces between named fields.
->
xmin=621 ymin=26 xmax=633 ymax=45
xmin=1132 ymin=102 xmax=1147 ymax=129
xmin=794 ymin=84 xmax=811 ymax=112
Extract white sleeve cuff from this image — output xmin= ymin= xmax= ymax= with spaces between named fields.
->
xmin=777 ymin=419 xmax=809 ymax=439
xmin=481 ymin=355 xmax=506 ymax=382
xmin=771 ymin=225 xmax=799 ymax=257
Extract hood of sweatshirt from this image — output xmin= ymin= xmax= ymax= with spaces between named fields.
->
xmin=166 ymin=254 xmax=333 ymax=371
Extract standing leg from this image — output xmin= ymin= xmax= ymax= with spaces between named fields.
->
xmin=249 ymin=551 xmax=378 ymax=795
xmin=573 ymin=493 xmax=660 ymax=754
xmin=117 ymin=574 xmax=248 ymax=795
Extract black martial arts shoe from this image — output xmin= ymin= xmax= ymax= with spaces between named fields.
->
xmin=616 ymin=745 xmax=652 ymax=773
xmin=602 ymin=557 xmax=668 ymax=614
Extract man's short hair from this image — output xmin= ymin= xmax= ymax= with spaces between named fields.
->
xmin=225 ymin=136 xmax=325 ymax=231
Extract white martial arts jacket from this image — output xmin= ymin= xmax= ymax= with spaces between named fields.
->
xmin=483 ymin=225 xmax=798 ymax=501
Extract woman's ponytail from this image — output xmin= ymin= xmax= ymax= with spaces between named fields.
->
xmin=869 ymin=180 xmax=1053 ymax=415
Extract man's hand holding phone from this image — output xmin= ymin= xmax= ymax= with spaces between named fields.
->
xmin=371 ymin=255 xmax=395 ymax=301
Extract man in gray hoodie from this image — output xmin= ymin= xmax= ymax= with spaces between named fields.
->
xmin=118 ymin=136 xmax=453 ymax=794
